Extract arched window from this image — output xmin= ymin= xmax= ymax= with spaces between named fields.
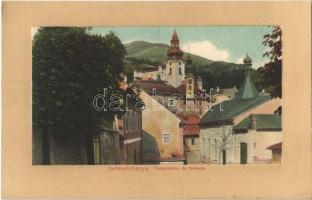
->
xmin=179 ymin=67 xmax=182 ymax=75
xmin=169 ymin=68 xmax=172 ymax=75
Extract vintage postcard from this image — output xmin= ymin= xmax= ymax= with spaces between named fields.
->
xmin=32 ymin=26 xmax=282 ymax=165
xmin=2 ymin=1 xmax=311 ymax=199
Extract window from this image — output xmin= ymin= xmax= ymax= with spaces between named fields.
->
xmin=188 ymin=79 xmax=193 ymax=84
xmin=188 ymin=85 xmax=192 ymax=90
xmin=169 ymin=68 xmax=172 ymax=75
xmin=179 ymin=67 xmax=182 ymax=75
xmin=162 ymin=133 xmax=171 ymax=144
xmin=191 ymin=138 xmax=195 ymax=145
xmin=254 ymin=142 xmax=256 ymax=148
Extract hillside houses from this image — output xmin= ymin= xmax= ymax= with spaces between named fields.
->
xmin=129 ymin=30 xmax=282 ymax=165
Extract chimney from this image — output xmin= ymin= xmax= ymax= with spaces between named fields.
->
xmin=250 ymin=114 xmax=256 ymax=130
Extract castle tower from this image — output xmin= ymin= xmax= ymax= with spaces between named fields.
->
xmin=185 ymin=54 xmax=195 ymax=100
xmin=165 ymin=30 xmax=185 ymax=88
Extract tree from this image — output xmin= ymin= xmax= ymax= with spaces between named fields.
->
xmin=257 ymin=26 xmax=282 ymax=98
xmin=32 ymin=27 xmax=126 ymax=163
xmin=215 ymin=124 xmax=234 ymax=165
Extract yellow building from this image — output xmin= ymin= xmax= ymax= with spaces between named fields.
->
xmin=139 ymin=89 xmax=184 ymax=164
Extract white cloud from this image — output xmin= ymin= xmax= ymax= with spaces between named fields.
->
xmin=181 ymin=41 xmax=230 ymax=62
xmin=235 ymin=57 xmax=244 ymax=64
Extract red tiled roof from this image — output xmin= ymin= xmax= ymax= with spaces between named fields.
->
xmin=183 ymin=126 xmax=200 ymax=137
xmin=267 ymin=142 xmax=282 ymax=150
xmin=178 ymin=114 xmax=200 ymax=125
xmin=178 ymin=114 xmax=200 ymax=136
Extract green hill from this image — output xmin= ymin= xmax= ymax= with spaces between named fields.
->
xmin=123 ymin=41 xmax=251 ymax=89
xmin=124 ymin=41 xmax=214 ymax=66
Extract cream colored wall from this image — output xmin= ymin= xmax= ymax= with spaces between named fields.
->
xmin=165 ymin=60 xmax=185 ymax=88
xmin=140 ymin=70 xmax=159 ymax=80
xmin=233 ymin=130 xmax=282 ymax=164
xmin=185 ymin=137 xmax=200 ymax=151
xmin=139 ymin=90 xmax=184 ymax=160
xmin=200 ymin=126 xmax=282 ymax=164
xmin=200 ymin=125 xmax=235 ymax=164
xmin=185 ymin=137 xmax=200 ymax=164
xmin=212 ymin=94 xmax=231 ymax=106
xmin=234 ymin=97 xmax=281 ymax=124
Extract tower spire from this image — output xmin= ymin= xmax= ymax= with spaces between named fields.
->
xmin=237 ymin=54 xmax=259 ymax=99
xmin=167 ymin=29 xmax=183 ymax=60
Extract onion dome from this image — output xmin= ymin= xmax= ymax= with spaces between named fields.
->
xmin=243 ymin=54 xmax=252 ymax=65
xmin=167 ymin=30 xmax=184 ymax=60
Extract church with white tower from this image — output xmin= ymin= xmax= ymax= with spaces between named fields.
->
xmin=134 ymin=30 xmax=198 ymax=89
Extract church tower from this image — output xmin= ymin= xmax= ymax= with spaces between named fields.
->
xmin=185 ymin=53 xmax=197 ymax=111
xmin=165 ymin=30 xmax=185 ymax=88
xmin=185 ymin=54 xmax=195 ymax=100
xmin=236 ymin=54 xmax=259 ymax=99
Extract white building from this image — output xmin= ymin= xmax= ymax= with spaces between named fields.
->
xmin=199 ymin=55 xmax=282 ymax=164
xmin=133 ymin=30 xmax=187 ymax=88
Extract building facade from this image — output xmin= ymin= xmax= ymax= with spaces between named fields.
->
xmin=139 ymin=89 xmax=184 ymax=164
xmin=199 ymin=55 xmax=282 ymax=164
xmin=233 ymin=114 xmax=282 ymax=164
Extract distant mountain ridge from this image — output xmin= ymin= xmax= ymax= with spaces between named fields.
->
xmin=123 ymin=40 xmax=247 ymax=85
xmin=124 ymin=41 xmax=214 ymax=67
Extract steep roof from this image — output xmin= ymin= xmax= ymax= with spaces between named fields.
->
xmin=233 ymin=114 xmax=282 ymax=132
xmin=200 ymin=69 xmax=271 ymax=125
xmin=236 ymin=71 xmax=259 ymax=99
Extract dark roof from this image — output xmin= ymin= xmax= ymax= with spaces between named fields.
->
xmin=233 ymin=114 xmax=282 ymax=132
xmin=140 ymin=67 xmax=158 ymax=73
xmin=200 ymin=95 xmax=270 ymax=125
xmin=134 ymin=80 xmax=179 ymax=96
xmin=236 ymin=71 xmax=259 ymax=99
xmin=200 ymin=69 xmax=270 ymax=125
xmin=267 ymin=142 xmax=282 ymax=150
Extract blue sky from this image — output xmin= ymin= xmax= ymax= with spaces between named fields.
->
xmin=91 ymin=26 xmax=273 ymax=69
